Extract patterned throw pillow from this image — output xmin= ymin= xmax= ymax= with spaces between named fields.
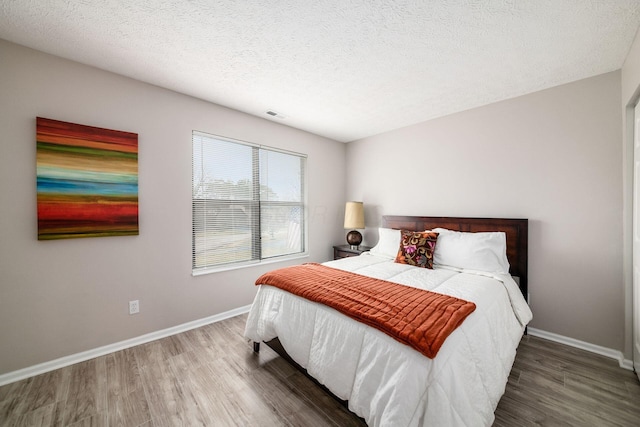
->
xmin=395 ymin=230 xmax=439 ymax=269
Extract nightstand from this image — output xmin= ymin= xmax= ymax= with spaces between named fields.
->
xmin=333 ymin=244 xmax=372 ymax=260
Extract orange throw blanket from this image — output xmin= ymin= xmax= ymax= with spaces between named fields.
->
xmin=255 ymin=263 xmax=476 ymax=358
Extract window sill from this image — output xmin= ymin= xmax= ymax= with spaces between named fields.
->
xmin=192 ymin=252 xmax=309 ymax=276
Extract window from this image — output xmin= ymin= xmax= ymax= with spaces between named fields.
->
xmin=192 ymin=131 xmax=306 ymax=273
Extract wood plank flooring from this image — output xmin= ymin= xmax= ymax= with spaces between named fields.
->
xmin=495 ymin=334 xmax=640 ymax=427
xmin=1 ymin=314 xmax=638 ymax=426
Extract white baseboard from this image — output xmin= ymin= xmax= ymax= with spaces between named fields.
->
xmin=0 ymin=305 xmax=252 ymax=387
xmin=527 ymin=327 xmax=634 ymax=371
xmin=2 ymin=312 xmax=632 ymax=387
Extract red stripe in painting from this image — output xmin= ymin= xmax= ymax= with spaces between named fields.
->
xmin=38 ymin=200 xmax=138 ymax=222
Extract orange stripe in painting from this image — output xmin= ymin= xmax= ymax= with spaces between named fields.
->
xmin=37 ymin=133 xmax=138 ymax=153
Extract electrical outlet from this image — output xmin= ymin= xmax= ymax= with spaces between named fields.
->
xmin=129 ymin=300 xmax=140 ymax=315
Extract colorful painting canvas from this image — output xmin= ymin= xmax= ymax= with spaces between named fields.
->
xmin=37 ymin=117 xmax=139 ymax=240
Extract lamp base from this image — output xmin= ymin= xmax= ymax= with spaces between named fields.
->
xmin=346 ymin=230 xmax=363 ymax=249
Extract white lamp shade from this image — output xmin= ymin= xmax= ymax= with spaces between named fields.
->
xmin=344 ymin=201 xmax=365 ymax=229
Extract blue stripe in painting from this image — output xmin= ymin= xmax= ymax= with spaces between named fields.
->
xmin=37 ymin=177 xmax=138 ymax=196
xmin=37 ymin=166 xmax=138 ymax=184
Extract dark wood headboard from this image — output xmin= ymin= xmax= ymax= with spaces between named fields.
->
xmin=382 ymin=216 xmax=528 ymax=300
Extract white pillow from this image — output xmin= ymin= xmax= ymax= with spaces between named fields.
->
xmin=432 ymin=228 xmax=510 ymax=274
xmin=369 ymin=228 xmax=401 ymax=259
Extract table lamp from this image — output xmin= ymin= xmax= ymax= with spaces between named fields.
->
xmin=344 ymin=201 xmax=364 ymax=248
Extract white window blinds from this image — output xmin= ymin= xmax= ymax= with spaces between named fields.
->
xmin=192 ymin=131 xmax=306 ymax=272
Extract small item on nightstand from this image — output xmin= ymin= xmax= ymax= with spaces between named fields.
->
xmin=344 ymin=201 xmax=365 ymax=249
xmin=333 ymin=244 xmax=372 ymax=260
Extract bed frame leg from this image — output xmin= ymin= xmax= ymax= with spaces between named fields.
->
xmin=253 ymin=341 xmax=260 ymax=353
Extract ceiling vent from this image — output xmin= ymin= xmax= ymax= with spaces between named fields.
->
xmin=266 ymin=110 xmax=286 ymax=119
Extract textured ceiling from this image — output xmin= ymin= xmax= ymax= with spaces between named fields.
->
xmin=1 ymin=1 xmax=640 ymax=142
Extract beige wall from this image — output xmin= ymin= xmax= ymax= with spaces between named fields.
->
xmin=346 ymin=71 xmax=625 ymax=354
xmin=0 ymin=39 xmax=346 ymax=375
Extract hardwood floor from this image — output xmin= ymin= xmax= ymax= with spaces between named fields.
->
xmin=1 ymin=314 xmax=638 ymax=426
xmin=495 ymin=334 xmax=640 ymax=427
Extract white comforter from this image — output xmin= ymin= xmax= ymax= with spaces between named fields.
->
xmin=244 ymin=253 xmax=532 ymax=427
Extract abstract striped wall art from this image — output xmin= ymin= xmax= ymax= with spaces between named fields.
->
xmin=36 ymin=117 xmax=139 ymax=240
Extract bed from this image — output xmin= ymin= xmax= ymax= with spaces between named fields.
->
xmin=244 ymin=215 xmax=532 ymax=427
